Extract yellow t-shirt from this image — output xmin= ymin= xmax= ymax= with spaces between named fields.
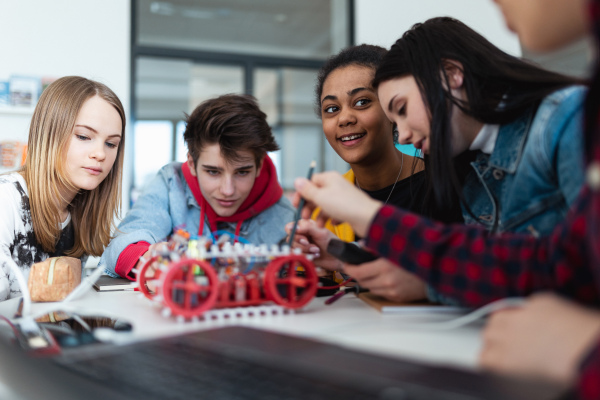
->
xmin=311 ymin=169 xmax=356 ymax=242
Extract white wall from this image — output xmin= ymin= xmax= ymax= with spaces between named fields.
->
xmin=0 ymin=0 xmax=131 ymax=211
xmin=0 ymin=0 xmax=518 ymax=215
xmin=355 ymin=0 xmax=521 ymax=56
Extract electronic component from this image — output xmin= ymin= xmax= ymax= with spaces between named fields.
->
xmin=326 ymin=239 xmax=378 ymax=265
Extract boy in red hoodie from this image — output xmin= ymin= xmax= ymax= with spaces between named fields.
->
xmin=100 ymin=94 xmax=295 ymax=280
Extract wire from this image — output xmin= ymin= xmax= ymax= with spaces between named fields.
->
xmin=396 ymin=297 xmax=526 ymax=331
xmin=26 ymin=303 xmax=115 ymax=323
xmin=62 ymin=266 xmax=105 ymax=303
xmin=0 ymin=315 xmax=20 ymax=338
xmin=319 ymin=278 xmax=353 ymax=290
xmin=71 ymin=314 xmax=92 ymax=333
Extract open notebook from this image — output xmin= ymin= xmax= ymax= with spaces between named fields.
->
xmin=358 ymin=292 xmax=467 ymax=314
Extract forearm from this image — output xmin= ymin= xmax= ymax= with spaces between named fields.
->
xmin=365 ymin=193 xmax=598 ymax=307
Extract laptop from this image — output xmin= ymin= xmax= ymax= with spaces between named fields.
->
xmin=0 ymin=325 xmax=570 ymax=400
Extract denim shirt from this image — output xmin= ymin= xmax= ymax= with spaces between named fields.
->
xmin=461 ymin=86 xmax=586 ymax=236
xmin=427 ymin=86 xmax=586 ymax=305
xmin=100 ymin=162 xmax=295 ymax=277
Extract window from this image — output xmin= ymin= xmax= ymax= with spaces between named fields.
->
xmin=131 ymin=0 xmax=352 ymax=198
xmin=133 ymin=120 xmax=173 ymax=193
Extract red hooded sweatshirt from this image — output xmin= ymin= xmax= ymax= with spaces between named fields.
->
xmin=115 ymin=156 xmax=283 ymax=279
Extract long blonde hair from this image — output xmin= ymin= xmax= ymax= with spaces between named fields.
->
xmin=21 ymin=76 xmax=126 ymax=258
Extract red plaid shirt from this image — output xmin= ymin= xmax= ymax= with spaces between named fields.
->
xmin=364 ymin=2 xmax=600 ymax=398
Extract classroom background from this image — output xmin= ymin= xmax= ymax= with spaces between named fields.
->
xmin=0 ymin=0 xmax=592 ymax=215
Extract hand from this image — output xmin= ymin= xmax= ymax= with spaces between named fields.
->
xmin=293 ymin=171 xmax=382 ymax=237
xmin=480 ymin=293 xmax=600 ymax=384
xmin=343 ymin=259 xmax=427 ymax=303
xmin=134 ymin=241 xmax=169 ymax=276
xmin=285 ymin=219 xmax=343 ymax=271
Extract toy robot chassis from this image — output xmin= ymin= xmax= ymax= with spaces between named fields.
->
xmin=135 ymin=231 xmax=319 ymax=320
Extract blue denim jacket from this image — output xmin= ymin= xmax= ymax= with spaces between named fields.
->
xmin=100 ymin=162 xmax=295 ymax=277
xmin=461 ymin=86 xmax=586 ymax=236
xmin=427 ymin=86 xmax=586 ymax=304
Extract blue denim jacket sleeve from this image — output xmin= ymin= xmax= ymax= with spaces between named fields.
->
xmin=100 ymin=163 xmax=187 ymax=276
xmin=461 ymin=86 xmax=587 ymax=235
xmin=430 ymin=86 xmax=587 ymax=304
xmin=100 ymin=162 xmax=296 ymax=277
xmin=553 ymin=95 xmax=586 ymax=206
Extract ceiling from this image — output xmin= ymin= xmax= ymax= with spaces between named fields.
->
xmin=137 ymin=0 xmax=344 ymax=59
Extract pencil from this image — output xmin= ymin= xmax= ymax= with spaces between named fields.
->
xmin=288 ymin=160 xmax=316 ymax=246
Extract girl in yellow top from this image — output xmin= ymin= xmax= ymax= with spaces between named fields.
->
xmin=315 ymin=44 xmax=426 ymax=243
xmin=288 ymin=45 xmax=463 ymax=300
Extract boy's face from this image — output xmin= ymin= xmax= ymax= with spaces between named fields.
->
xmin=187 ymin=143 xmax=263 ymax=217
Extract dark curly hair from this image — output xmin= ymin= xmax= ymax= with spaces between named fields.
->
xmin=314 ymin=44 xmax=395 ymax=141
xmin=314 ymin=44 xmax=387 ymax=117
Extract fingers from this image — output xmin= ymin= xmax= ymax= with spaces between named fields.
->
xmin=285 ymin=219 xmax=316 ymax=234
xmin=294 ymin=176 xmax=315 ymax=201
xmin=135 ymin=250 xmax=151 ymax=271
xmin=343 ymin=260 xmax=427 ymax=302
xmin=296 ymin=236 xmax=321 ymax=257
xmin=149 ymin=241 xmax=168 ymax=255
xmin=294 ymin=175 xmax=336 ymax=222
xmin=284 ymin=219 xmax=327 ymax=259
xmin=343 ymin=263 xmax=380 ymax=282
xmin=478 ymin=308 xmax=522 ymax=370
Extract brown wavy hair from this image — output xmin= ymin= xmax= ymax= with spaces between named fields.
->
xmin=183 ymin=94 xmax=279 ymax=168
xmin=21 ymin=76 xmax=126 ymax=258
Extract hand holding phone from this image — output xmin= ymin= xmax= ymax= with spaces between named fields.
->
xmin=326 ymin=239 xmax=378 ymax=265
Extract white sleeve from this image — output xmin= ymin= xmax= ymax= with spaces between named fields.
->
xmin=0 ymin=182 xmax=22 ymax=301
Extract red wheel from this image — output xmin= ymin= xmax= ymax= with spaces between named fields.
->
xmin=264 ymin=255 xmax=318 ymax=309
xmin=161 ymin=259 xmax=218 ymax=318
xmin=137 ymin=255 xmax=164 ymax=300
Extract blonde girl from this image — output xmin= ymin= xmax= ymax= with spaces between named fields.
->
xmin=0 ymin=76 xmax=125 ymax=301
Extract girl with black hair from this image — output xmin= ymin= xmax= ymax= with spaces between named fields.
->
xmin=374 ymin=17 xmax=587 ymax=237
xmin=287 ymin=44 xmax=463 ymax=303
xmin=293 ymin=5 xmax=600 ymax=391
xmin=294 ymin=19 xmax=587 ymax=305
xmin=315 ymin=45 xmax=426 ymax=235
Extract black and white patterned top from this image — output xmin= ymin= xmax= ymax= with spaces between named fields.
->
xmin=0 ymin=173 xmax=74 ymax=301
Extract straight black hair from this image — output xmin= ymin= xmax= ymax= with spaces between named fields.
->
xmin=373 ymin=17 xmax=583 ymax=214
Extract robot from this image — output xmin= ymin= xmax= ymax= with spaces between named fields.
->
xmin=134 ymin=230 xmax=319 ymax=320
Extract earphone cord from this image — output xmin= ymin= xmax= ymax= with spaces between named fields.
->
xmin=356 ymin=152 xmax=404 ymax=205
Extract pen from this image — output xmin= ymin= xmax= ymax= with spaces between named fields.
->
xmin=288 ymin=160 xmax=316 ymax=246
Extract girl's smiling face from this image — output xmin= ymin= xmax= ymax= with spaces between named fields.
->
xmin=320 ymin=64 xmax=394 ymax=165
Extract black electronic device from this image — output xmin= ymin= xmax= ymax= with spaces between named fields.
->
xmin=0 ymin=326 xmax=570 ymax=400
xmin=327 ymin=239 xmax=378 ymax=265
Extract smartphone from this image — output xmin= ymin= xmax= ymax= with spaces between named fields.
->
xmin=326 ymin=239 xmax=378 ymax=265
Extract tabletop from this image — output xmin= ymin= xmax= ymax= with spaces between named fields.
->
xmin=0 ymin=287 xmax=483 ymax=371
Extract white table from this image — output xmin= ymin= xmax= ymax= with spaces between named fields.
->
xmin=0 ymin=288 xmax=483 ymax=371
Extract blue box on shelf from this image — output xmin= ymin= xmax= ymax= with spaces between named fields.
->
xmin=0 ymin=81 xmax=9 ymax=106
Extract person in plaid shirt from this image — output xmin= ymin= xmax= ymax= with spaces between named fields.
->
xmin=293 ymin=0 xmax=600 ymax=397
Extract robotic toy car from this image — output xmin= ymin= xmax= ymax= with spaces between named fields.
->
xmin=135 ymin=230 xmax=319 ymax=320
